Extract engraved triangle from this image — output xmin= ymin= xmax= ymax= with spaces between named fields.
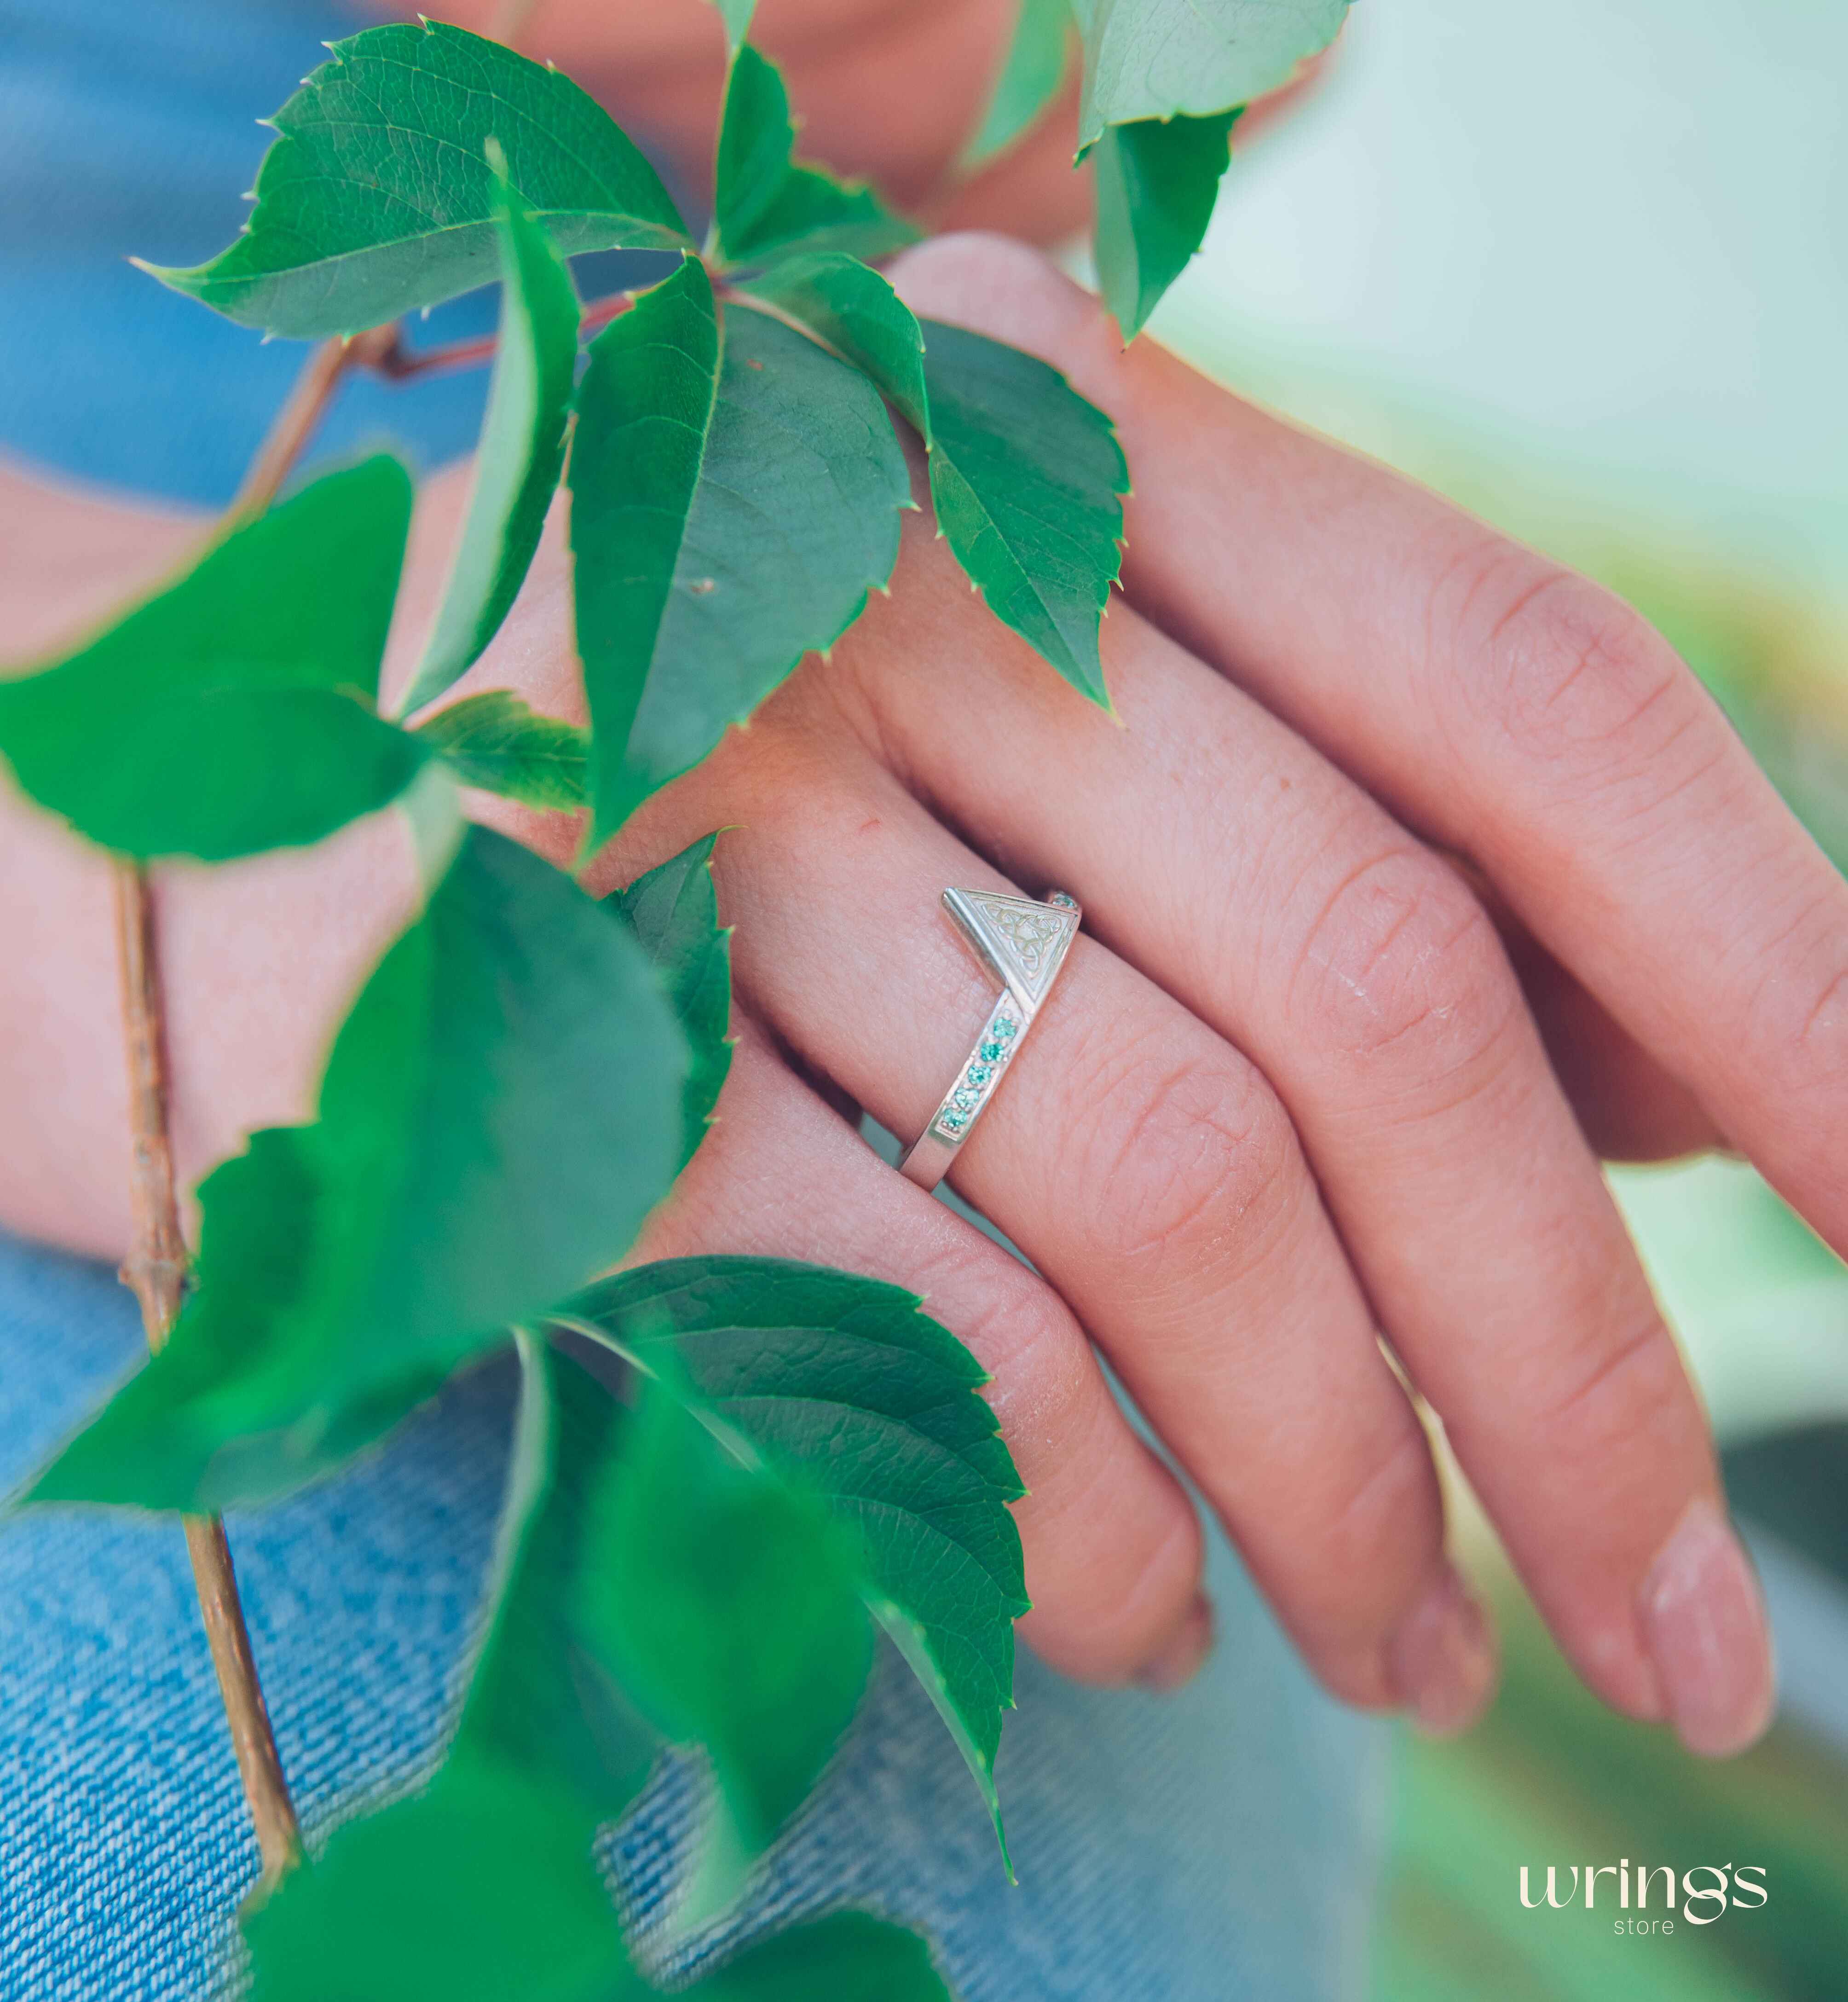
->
xmin=942 ymin=888 xmax=1078 ymax=1007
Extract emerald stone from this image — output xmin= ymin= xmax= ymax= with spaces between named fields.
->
xmin=979 ymin=1040 xmax=1005 ymax=1063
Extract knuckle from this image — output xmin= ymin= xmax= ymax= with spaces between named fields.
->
xmin=888 ymin=230 xmax=1076 ymax=325
xmin=1316 ymin=1423 xmax=1441 ymax=1589
xmin=1792 ymin=956 xmax=1848 ymax=1075
xmin=1022 ymin=1504 xmax=1204 ymax=1686
xmin=1524 ymin=1310 xmax=1696 ymax=1484
xmin=1064 ymin=1022 xmax=1297 ymax=1280
xmin=920 ymin=1252 xmax=1090 ymax=1446
xmin=1292 ymin=845 xmax=1517 ymax=1081
xmin=1445 ymin=544 xmax=1688 ymax=773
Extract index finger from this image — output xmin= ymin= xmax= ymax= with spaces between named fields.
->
xmin=892 ymin=237 xmax=1848 ymax=1256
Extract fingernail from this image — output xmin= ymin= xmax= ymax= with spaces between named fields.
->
xmin=1137 ymin=1592 xmax=1215 ymax=1693
xmin=1387 ymin=1568 xmax=1498 ymax=1737
xmin=1639 ymin=1498 xmax=1776 ymax=1758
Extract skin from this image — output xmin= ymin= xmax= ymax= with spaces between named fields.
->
xmin=0 ymin=0 xmax=1812 ymax=1757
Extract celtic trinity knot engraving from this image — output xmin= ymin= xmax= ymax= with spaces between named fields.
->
xmin=944 ymin=888 xmax=1078 ymax=1004
xmin=971 ymin=896 xmax=1068 ymax=978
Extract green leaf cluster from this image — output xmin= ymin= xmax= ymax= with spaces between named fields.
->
xmin=119 ymin=19 xmax=1126 ymax=773
xmin=560 ymin=1256 xmax=1028 ymax=1866
xmin=243 ymin=1337 xmax=950 ymax=2000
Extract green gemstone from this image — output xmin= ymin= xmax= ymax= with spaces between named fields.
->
xmin=967 ymin=1063 xmax=993 ymax=1087
xmin=979 ymin=1040 xmax=1005 ymax=1063
xmin=994 ymin=1016 xmax=1017 ymax=1040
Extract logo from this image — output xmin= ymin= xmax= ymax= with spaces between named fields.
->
xmin=1519 ymin=1863 xmax=1768 ymax=1933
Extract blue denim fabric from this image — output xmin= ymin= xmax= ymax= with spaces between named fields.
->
xmin=0 ymin=1232 xmax=1386 ymax=2002
xmin=0 ymin=1 xmax=1387 ymax=1992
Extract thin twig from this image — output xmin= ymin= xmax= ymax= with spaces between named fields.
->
xmin=112 ymin=857 xmax=303 ymax=1886
xmin=111 ymin=326 xmax=382 ymax=1890
xmin=231 ymin=328 xmax=393 ymax=521
xmin=362 ymin=286 xmax=637 ymax=383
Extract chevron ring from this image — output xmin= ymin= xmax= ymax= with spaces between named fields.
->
xmin=897 ymin=886 xmax=1082 ymax=1193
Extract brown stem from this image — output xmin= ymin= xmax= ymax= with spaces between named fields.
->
xmin=231 ymin=328 xmax=394 ymax=521
xmin=361 ymin=286 xmax=637 ymax=383
xmin=109 ymin=328 xmax=383 ymax=1890
xmin=112 ymin=856 xmax=303 ymax=1885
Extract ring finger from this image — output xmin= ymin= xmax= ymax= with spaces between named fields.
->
xmin=831 ymin=527 xmax=1756 ymax=1753
xmin=620 ymin=700 xmax=1493 ymax=1730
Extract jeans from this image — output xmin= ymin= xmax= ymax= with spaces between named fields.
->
xmin=0 ymin=1233 xmax=1385 ymax=2001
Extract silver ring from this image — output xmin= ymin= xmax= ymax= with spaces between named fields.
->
xmin=898 ymin=886 xmax=1081 ymax=1193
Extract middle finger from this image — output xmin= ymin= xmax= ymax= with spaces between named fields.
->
xmin=643 ymin=701 xmax=1490 ymax=1728
xmin=837 ymin=531 xmax=1732 ymax=1742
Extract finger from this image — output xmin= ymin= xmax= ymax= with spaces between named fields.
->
xmin=631 ymin=1008 xmax=1210 ymax=1690
xmin=634 ymin=711 xmax=1495 ymax=1730
xmin=889 ymin=236 xmax=1848 ymax=1270
xmin=836 ymin=515 xmax=1766 ymax=1749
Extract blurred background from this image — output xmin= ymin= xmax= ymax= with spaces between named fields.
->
xmin=1129 ymin=0 xmax=1848 ymax=1993
xmin=4 ymin=1 xmax=1842 ymax=1992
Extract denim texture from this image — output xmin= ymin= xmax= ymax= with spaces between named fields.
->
xmin=0 ymin=1232 xmax=1386 ymax=2001
xmin=0 ymin=0 xmax=1386 ymax=1991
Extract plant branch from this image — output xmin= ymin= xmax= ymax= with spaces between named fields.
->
xmin=113 ymin=856 xmax=303 ymax=1885
xmin=232 ymin=328 xmax=393 ymax=520
xmin=112 ymin=328 xmax=381 ymax=1890
xmin=363 ymin=286 xmax=637 ymax=382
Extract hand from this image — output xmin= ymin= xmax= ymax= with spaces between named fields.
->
xmin=1 ymin=239 xmax=1806 ymax=1757
xmin=462 ymin=231 xmax=1821 ymax=1758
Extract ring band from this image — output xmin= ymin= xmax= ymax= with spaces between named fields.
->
xmin=898 ymin=886 xmax=1081 ymax=1192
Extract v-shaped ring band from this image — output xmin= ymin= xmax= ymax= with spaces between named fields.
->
xmin=897 ymin=887 xmax=1081 ymax=1193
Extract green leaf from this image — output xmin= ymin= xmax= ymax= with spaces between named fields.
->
xmin=570 ymin=260 xmax=910 ymax=845
xmin=1092 ymin=109 xmax=1241 ymax=339
xmin=712 ymin=45 xmax=918 ymax=268
xmin=560 ymin=1256 xmax=1027 ymax=1871
xmin=398 ymin=151 xmax=581 ymax=717
xmin=962 ymin=0 xmax=1074 ymax=170
xmin=921 ymin=320 xmax=1126 ymax=707
xmin=1071 ymin=0 xmax=1351 ymax=146
xmin=416 ymin=691 xmax=588 ymax=812
xmin=741 ymin=252 xmax=928 ymax=435
xmin=611 ymin=835 xmax=733 ymax=1169
xmin=148 ymin=22 xmax=689 ymax=339
xmin=499 ymin=1334 xmax=867 ymax=1910
xmin=688 ymin=1913 xmax=951 ymax=2001
xmin=28 ymin=829 xmax=685 ymax=1511
xmin=0 ymin=458 xmax=422 ymax=862
xmin=590 ymin=1343 xmax=873 ymax=1904
xmin=455 ymin=1337 xmax=659 ymax=1821
xmin=246 ymin=1769 xmax=625 ymax=2002
xmin=244 ymin=1338 xmax=651 ymax=2002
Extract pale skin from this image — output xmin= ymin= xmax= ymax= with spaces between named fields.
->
xmin=2 ymin=0 xmax=1824 ymax=1759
